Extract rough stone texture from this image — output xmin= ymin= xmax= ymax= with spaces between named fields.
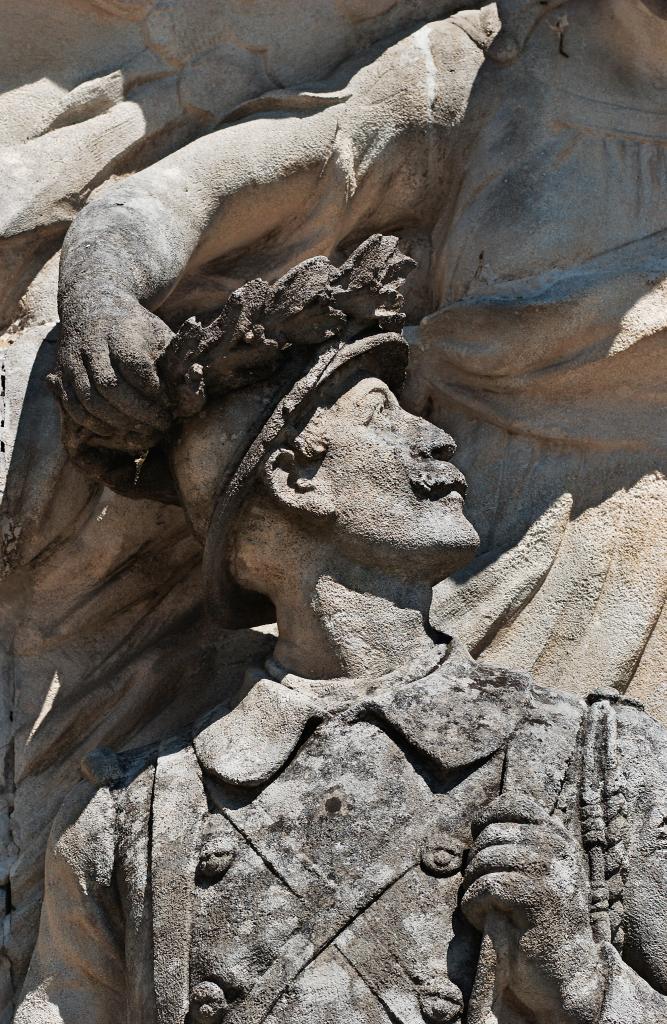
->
xmin=12 ymin=283 xmax=667 ymax=1021
xmin=0 ymin=4 xmax=474 ymax=1012
xmin=1 ymin=0 xmax=666 ymax=1016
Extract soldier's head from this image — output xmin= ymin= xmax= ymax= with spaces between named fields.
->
xmin=173 ymin=330 xmax=479 ymax=629
xmin=64 ymin=236 xmax=479 ymax=627
xmin=229 ymin=370 xmax=479 ymax=613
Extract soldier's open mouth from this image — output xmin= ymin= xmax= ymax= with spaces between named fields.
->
xmin=409 ymin=468 xmax=467 ymax=501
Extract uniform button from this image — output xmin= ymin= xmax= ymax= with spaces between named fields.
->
xmin=420 ymin=835 xmax=466 ymax=877
xmin=418 ymin=985 xmax=463 ymax=1023
xmin=196 ymin=840 xmax=236 ymax=882
xmin=189 ymin=980 xmax=228 ymax=1023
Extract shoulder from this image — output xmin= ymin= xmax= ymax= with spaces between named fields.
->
xmin=440 ymin=640 xmax=582 ymax=717
xmin=269 ymin=8 xmax=490 ymax=146
xmin=613 ymin=695 xmax=667 ymax=797
xmin=348 ymin=12 xmax=488 ymax=127
xmin=47 ymin=777 xmax=119 ymax=890
xmin=79 ymin=740 xmax=161 ymax=790
xmin=64 ymin=741 xmax=161 ymax=857
xmin=51 ymin=734 xmax=192 ymax=882
xmin=78 ymin=731 xmax=198 ymax=804
xmin=364 ymin=642 xmax=578 ymax=775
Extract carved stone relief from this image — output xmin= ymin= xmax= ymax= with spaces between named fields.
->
xmin=1 ymin=0 xmax=665 ymax=1018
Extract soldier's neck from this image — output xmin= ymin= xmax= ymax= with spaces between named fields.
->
xmin=271 ymin=560 xmax=438 ymax=681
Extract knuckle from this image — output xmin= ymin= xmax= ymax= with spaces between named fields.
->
xmin=471 ymin=825 xmax=511 ymax=853
xmin=462 ymin=876 xmax=495 ymax=910
xmin=96 ymin=376 xmax=118 ymax=394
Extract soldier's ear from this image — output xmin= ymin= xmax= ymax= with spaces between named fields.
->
xmin=262 ymin=445 xmax=335 ymax=520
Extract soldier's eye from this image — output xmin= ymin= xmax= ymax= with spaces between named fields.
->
xmin=363 ymin=392 xmax=389 ymax=424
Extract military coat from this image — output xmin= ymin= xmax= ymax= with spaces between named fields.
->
xmin=14 ymin=642 xmax=667 ymax=1023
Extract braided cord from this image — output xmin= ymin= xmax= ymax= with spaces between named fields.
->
xmin=581 ymin=694 xmax=629 ymax=952
xmin=602 ymin=703 xmax=629 ymax=952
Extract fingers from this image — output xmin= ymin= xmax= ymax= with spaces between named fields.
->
xmin=53 ymin=366 xmax=165 ymax=453
xmin=468 ymin=821 xmax=567 ymax=859
xmin=464 ymin=842 xmax=544 ymax=891
xmin=70 ymin=351 xmax=139 ymax=434
xmin=112 ymin=309 xmax=173 ymax=403
xmin=462 ymin=808 xmax=580 ymax=934
xmin=48 ymin=367 xmax=115 ymax=439
xmin=461 ymin=871 xmax=536 ymax=933
xmin=462 ymin=832 xmax=543 ymax=932
xmin=53 ymin=301 xmax=175 ymax=450
xmin=471 ymin=795 xmax=560 ymax=840
xmin=54 ymin=335 xmax=172 ymax=449
xmin=468 ymin=822 xmax=525 ymax=855
xmin=116 ymin=350 xmax=164 ymax=403
xmin=88 ymin=349 xmax=171 ymax=433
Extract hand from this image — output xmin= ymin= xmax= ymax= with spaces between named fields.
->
xmin=461 ymin=796 xmax=605 ymax=1023
xmin=51 ymin=294 xmax=175 ymax=452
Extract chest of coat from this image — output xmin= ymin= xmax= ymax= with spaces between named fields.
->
xmin=187 ymin=719 xmax=501 ymax=1023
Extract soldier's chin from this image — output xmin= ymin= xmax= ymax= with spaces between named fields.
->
xmin=428 ymin=520 xmax=480 ymax=579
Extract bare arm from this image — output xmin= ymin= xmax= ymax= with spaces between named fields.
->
xmin=55 ymin=19 xmax=481 ymax=450
xmin=56 ymin=110 xmax=350 ymax=449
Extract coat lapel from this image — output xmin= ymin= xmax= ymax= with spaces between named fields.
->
xmin=364 ymin=646 xmax=534 ymax=777
xmin=191 ymin=641 xmax=557 ymax=792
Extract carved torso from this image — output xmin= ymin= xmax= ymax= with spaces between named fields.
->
xmin=15 ymin=643 xmax=667 ymax=1024
xmin=189 ymin=717 xmax=494 ymax=1024
xmin=124 ymin=644 xmax=589 ymax=1024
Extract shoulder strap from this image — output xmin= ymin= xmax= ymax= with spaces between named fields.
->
xmin=467 ymin=691 xmax=584 ymax=1024
xmin=502 ymin=687 xmax=584 ymax=813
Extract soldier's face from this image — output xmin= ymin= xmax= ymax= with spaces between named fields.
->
xmin=283 ymin=376 xmax=480 ymax=582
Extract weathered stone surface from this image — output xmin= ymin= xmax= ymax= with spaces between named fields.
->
xmin=1 ymin=0 xmax=666 ymax=1017
xmin=12 ymin=274 xmax=667 ymax=1019
xmin=0 ymin=4 xmax=470 ymax=1010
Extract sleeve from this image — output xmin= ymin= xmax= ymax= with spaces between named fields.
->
xmin=601 ymin=944 xmax=667 ymax=1023
xmin=13 ymin=781 xmax=126 ymax=1024
xmin=599 ymin=705 xmax=667 ymax=1022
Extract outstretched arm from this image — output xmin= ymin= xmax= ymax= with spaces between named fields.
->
xmin=56 ymin=109 xmax=348 ymax=449
xmin=55 ymin=19 xmax=482 ymax=450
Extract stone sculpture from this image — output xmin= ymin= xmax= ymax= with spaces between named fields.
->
xmin=2 ymin=0 xmax=666 ymax=1013
xmin=48 ymin=0 xmax=667 ymax=707
xmin=15 ymin=241 xmax=667 ymax=1022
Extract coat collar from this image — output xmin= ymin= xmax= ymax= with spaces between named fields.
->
xmin=192 ymin=639 xmax=537 ymax=789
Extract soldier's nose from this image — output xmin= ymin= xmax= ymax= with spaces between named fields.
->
xmin=411 ymin=418 xmax=457 ymax=462
xmin=428 ymin=437 xmax=457 ymax=461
